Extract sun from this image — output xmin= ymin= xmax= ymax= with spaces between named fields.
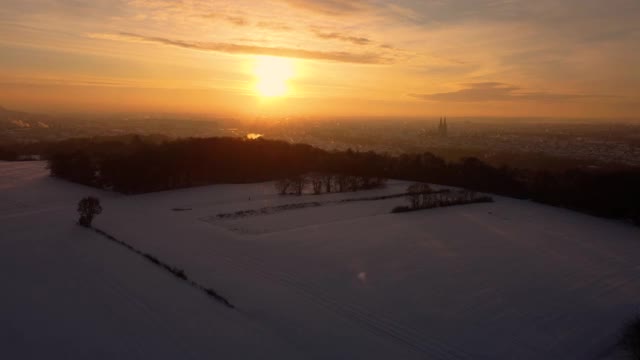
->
xmin=254 ymin=56 xmax=294 ymax=97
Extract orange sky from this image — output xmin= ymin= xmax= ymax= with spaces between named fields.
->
xmin=0 ymin=0 xmax=639 ymax=118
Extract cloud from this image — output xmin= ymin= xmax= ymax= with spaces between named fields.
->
xmin=411 ymin=82 xmax=606 ymax=102
xmin=89 ymin=32 xmax=388 ymax=64
xmin=280 ymin=0 xmax=369 ymax=15
xmin=223 ymin=15 xmax=248 ymax=26
xmin=200 ymin=13 xmax=248 ymax=26
xmin=200 ymin=13 xmax=292 ymax=32
xmin=311 ymin=28 xmax=371 ymax=45
xmin=255 ymin=21 xmax=292 ymax=31
xmin=0 ymin=0 xmax=129 ymax=18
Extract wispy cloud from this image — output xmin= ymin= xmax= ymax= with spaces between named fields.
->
xmin=89 ymin=32 xmax=388 ymax=64
xmin=311 ymin=28 xmax=371 ymax=45
xmin=2 ymin=0 xmax=638 ymax=116
xmin=200 ymin=13 xmax=249 ymax=26
xmin=279 ymin=0 xmax=370 ymax=15
xmin=411 ymin=82 xmax=609 ymax=102
xmin=255 ymin=21 xmax=292 ymax=31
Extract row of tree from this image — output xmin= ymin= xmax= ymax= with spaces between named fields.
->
xmin=395 ymin=183 xmax=493 ymax=212
xmin=276 ymin=173 xmax=387 ymax=195
xmin=45 ymin=136 xmax=640 ymax=224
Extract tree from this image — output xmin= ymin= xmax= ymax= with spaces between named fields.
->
xmin=310 ymin=173 xmax=323 ymax=195
xmin=322 ymin=174 xmax=333 ymax=193
xmin=406 ymin=183 xmax=432 ymax=209
xmin=77 ymin=196 xmax=102 ymax=227
xmin=406 ymin=183 xmax=421 ymax=209
xmin=290 ymin=175 xmax=307 ymax=196
xmin=335 ymin=174 xmax=348 ymax=192
xmin=275 ymin=178 xmax=291 ymax=195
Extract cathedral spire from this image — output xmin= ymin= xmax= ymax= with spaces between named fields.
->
xmin=438 ymin=116 xmax=448 ymax=137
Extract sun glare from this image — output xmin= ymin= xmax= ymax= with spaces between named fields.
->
xmin=254 ymin=56 xmax=294 ymax=97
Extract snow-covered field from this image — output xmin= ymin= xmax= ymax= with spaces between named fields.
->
xmin=2 ymin=161 xmax=640 ymax=359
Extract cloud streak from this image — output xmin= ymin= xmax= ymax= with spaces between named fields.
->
xmin=311 ymin=28 xmax=372 ymax=45
xmin=255 ymin=21 xmax=292 ymax=31
xmin=89 ymin=32 xmax=388 ymax=64
xmin=411 ymin=82 xmax=609 ymax=102
xmin=280 ymin=0 xmax=369 ymax=15
xmin=200 ymin=13 xmax=249 ymax=26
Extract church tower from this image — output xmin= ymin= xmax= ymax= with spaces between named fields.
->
xmin=437 ymin=116 xmax=448 ymax=137
xmin=443 ymin=116 xmax=448 ymax=137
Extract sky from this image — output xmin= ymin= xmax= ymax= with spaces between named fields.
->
xmin=0 ymin=0 xmax=639 ymax=118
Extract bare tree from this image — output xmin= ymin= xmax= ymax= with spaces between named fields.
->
xmin=290 ymin=175 xmax=307 ymax=196
xmin=335 ymin=174 xmax=347 ymax=193
xmin=323 ymin=174 xmax=333 ymax=193
xmin=310 ymin=173 xmax=323 ymax=195
xmin=78 ymin=196 xmax=102 ymax=227
xmin=275 ymin=178 xmax=291 ymax=195
xmin=406 ymin=183 xmax=433 ymax=209
xmin=406 ymin=183 xmax=422 ymax=209
xmin=346 ymin=176 xmax=359 ymax=192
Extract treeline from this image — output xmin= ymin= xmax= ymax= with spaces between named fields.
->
xmin=47 ymin=136 xmax=388 ymax=194
xmin=0 ymin=134 xmax=170 ymax=161
xmin=276 ymin=173 xmax=386 ymax=195
xmin=45 ymin=136 xmax=640 ymax=224
xmin=393 ymin=184 xmax=493 ymax=213
xmin=0 ymin=146 xmax=18 ymax=161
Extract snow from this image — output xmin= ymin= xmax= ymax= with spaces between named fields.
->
xmin=2 ymin=160 xmax=640 ymax=359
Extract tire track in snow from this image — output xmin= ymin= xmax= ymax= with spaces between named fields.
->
xmin=456 ymin=211 xmax=640 ymax=355
xmin=69 ymin=233 xmax=200 ymax=360
xmin=207 ymin=247 xmax=480 ymax=360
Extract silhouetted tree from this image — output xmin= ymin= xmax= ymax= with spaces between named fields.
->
xmin=323 ymin=174 xmax=334 ymax=193
xmin=406 ymin=183 xmax=432 ymax=209
xmin=290 ymin=175 xmax=307 ymax=196
xmin=78 ymin=196 xmax=102 ymax=227
xmin=310 ymin=173 xmax=323 ymax=195
xmin=275 ymin=178 xmax=291 ymax=195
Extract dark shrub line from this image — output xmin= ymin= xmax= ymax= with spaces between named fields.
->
xmin=276 ymin=173 xmax=387 ymax=195
xmin=391 ymin=197 xmax=493 ymax=213
xmin=392 ymin=190 xmax=494 ymax=214
xmin=216 ymin=202 xmax=323 ymax=220
xmin=338 ymin=189 xmax=451 ymax=204
xmin=90 ymin=227 xmax=234 ymax=309
xmin=143 ymin=253 xmax=160 ymax=265
xmin=214 ymin=190 xmax=450 ymax=220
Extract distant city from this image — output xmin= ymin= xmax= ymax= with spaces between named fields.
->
xmin=2 ymin=106 xmax=639 ymax=169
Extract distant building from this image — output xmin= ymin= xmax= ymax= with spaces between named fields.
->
xmin=437 ymin=116 xmax=448 ymax=137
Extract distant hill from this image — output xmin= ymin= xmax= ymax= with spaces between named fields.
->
xmin=0 ymin=107 xmax=226 ymax=144
xmin=0 ymin=107 xmax=49 ymax=131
